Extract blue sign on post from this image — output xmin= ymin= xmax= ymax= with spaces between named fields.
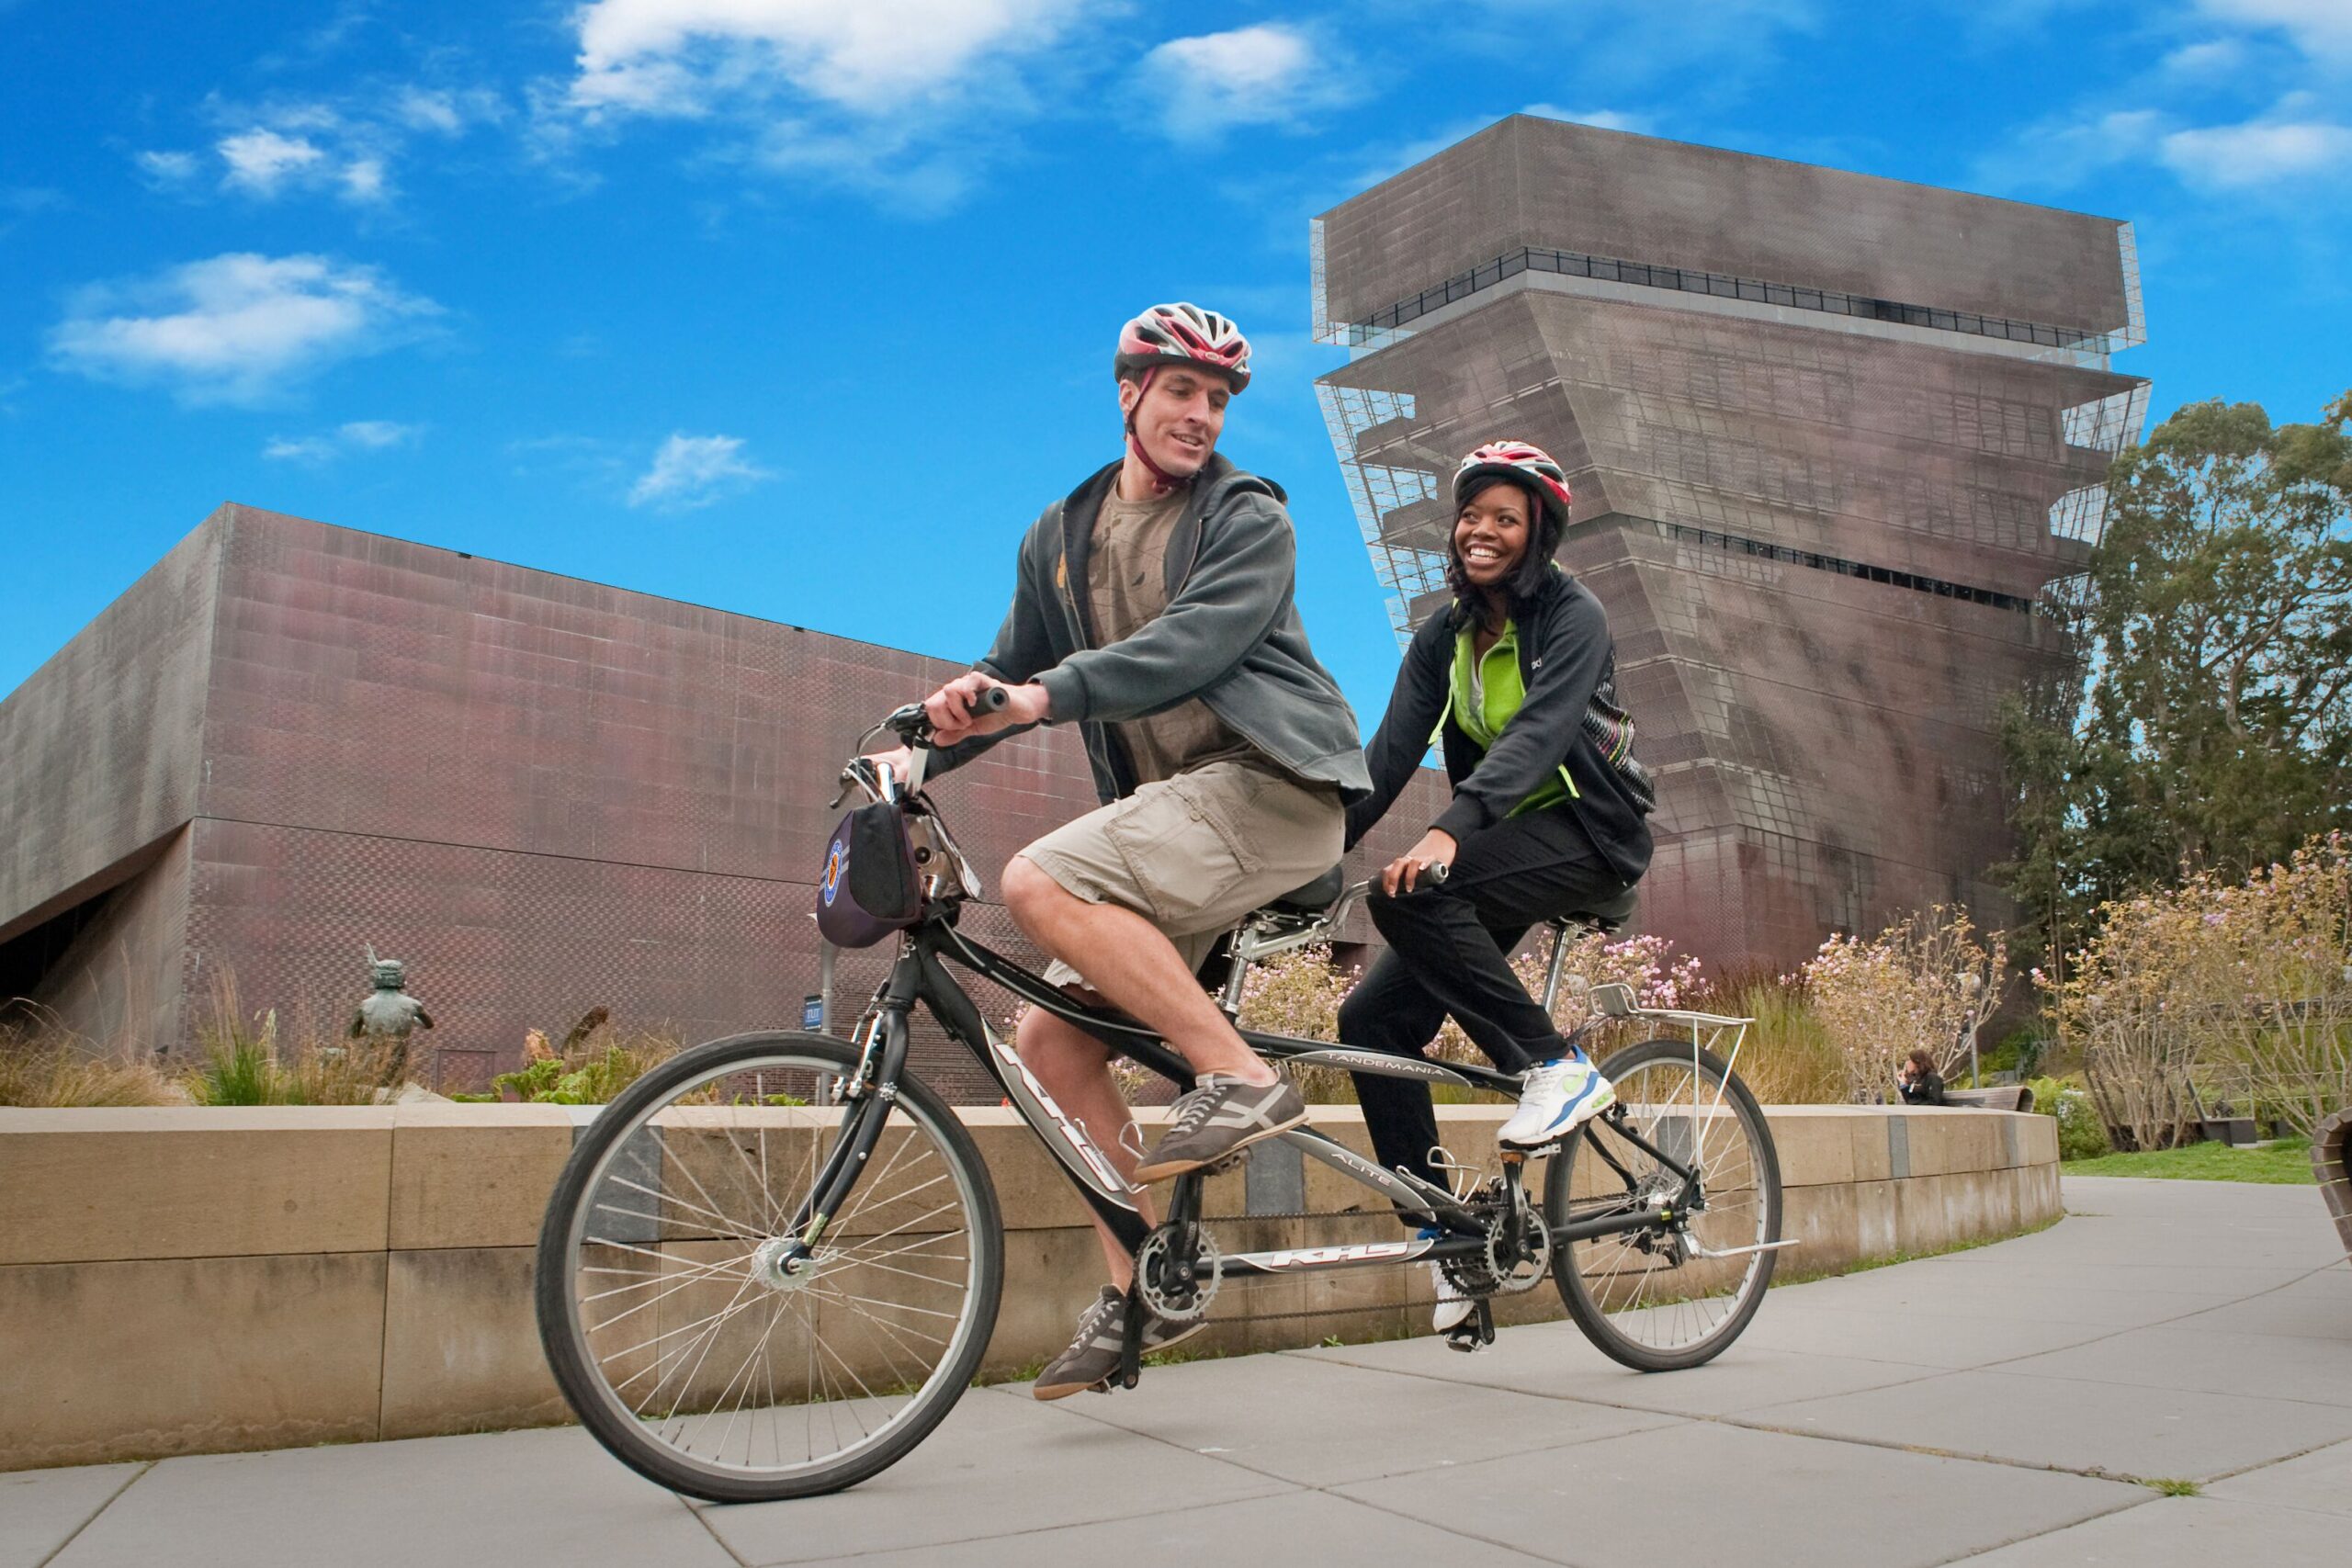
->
xmin=802 ymin=994 xmax=825 ymax=1032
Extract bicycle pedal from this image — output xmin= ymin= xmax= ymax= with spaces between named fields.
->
xmin=1442 ymin=1326 xmax=1488 ymax=1354
xmin=1201 ymin=1149 xmax=1250 ymax=1177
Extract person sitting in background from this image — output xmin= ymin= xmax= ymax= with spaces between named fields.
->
xmin=1897 ymin=1049 xmax=1947 ymax=1106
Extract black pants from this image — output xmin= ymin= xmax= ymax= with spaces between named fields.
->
xmin=1337 ymin=808 xmax=1634 ymax=1217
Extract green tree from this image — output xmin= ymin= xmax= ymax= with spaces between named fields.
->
xmin=1997 ymin=391 xmax=2352 ymax=973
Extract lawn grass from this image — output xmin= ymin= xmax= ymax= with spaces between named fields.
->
xmin=2064 ymin=1135 xmax=2315 ymax=1185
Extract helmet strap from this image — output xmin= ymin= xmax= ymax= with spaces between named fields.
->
xmin=1120 ymin=366 xmax=1183 ymax=495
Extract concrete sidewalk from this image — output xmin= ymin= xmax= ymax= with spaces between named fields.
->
xmin=7 ymin=1177 xmax=2346 ymax=1568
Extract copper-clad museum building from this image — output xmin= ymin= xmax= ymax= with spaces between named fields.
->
xmin=1317 ymin=117 xmax=2146 ymax=966
xmin=2 ymin=118 xmax=2144 ymax=1087
xmin=0 ymin=507 xmax=1444 ymax=1098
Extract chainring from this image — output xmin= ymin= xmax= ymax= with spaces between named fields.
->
xmin=1135 ymin=1224 xmax=1223 ymax=1324
xmin=1485 ymin=1213 xmax=1554 ymax=1294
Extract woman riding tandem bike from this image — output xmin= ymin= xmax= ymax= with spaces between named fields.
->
xmin=1339 ymin=441 xmax=1658 ymax=1343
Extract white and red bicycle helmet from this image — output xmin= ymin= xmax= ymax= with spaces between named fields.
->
xmin=1453 ymin=440 xmax=1574 ymax=530
xmin=1114 ymin=302 xmax=1252 ymax=391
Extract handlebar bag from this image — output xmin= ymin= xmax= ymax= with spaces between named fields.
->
xmin=817 ymin=801 xmax=922 ymax=948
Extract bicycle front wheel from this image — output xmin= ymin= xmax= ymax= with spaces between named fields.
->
xmin=1544 ymin=1036 xmax=1782 ymax=1371
xmin=535 ymin=1031 xmax=1003 ymax=1502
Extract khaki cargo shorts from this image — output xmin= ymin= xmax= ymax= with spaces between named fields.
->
xmin=1018 ymin=760 xmax=1346 ymax=990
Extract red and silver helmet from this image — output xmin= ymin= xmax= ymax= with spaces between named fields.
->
xmin=1114 ymin=302 xmax=1251 ymax=392
xmin=1454 ymin=440 xmax=1573 ymax=530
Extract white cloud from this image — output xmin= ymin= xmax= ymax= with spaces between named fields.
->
xmin=1521 ymin=103 xmax=1656 ymax=135
xmin=394 ymin=85 xmax=504 ymax=136
xmin=261 ymin=434 xmax=339 ymax=462
xmin=218 ymin=129 xmax=328 ymax=195
xmin=150 ymin=85 xmax=500 ymax=212
xmin=2161 ymin=114 xmax=2352 ymax=187
xmin=1973 ymin=107 xmax=2167 ymax=191
xmin=262 ymin=419 xmax=423 ymax=463
xmin=2196 ymin=0 xmax=2352 ymax=65
xmin=1140 ymin=25 xmax=1336 ymax=141
xmin=212 ymin=118 xmax=395 ymax=205
xmin=340 ymin=157 xmax=389 ymax=202
xmin=552 ymin=1 xmax=1102 ymax=207
xmin=2161 ymin=38 xmax=2249 ymax=75
xmin=339 ymin=418 xmax=415 ymax=447
xmin=136 ymin=150 xmax=201 ymax=186
xmin=570 ymin=0 xmax=1091 ymax=117
xmin=47 ymin=253 xmax=442 ymax=406
xmin=628 ymin=433 xmax=775 ymax=511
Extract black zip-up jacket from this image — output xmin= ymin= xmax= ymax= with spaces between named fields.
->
xmin=1347 ymin=566 xmax=1653 ymax=884
xmin=930 ymin=455 xmax=1370 ymax=804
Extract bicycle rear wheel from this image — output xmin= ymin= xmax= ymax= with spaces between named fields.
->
xmin=535 ymin=1031 xmax=1003 ymax=1501
xmin=1544 ymin=1036 xmax=1781 ymax=1371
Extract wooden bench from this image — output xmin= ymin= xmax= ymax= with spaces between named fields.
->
xmin=2317 ymin=1109 xmax=2352 ymax=1259
xmin=1946 ymin=1085 xmax=2035 ymax=1113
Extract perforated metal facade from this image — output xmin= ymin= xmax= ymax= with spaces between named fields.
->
xmin=1316 ymin=117 xmax=2148 ymax=969
xmin=1 ymin=506 xmax=1441 ymax=1097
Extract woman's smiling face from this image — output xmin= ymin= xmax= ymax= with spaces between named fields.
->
xmin=1453 ymin=479 xmax=1532 ymax=591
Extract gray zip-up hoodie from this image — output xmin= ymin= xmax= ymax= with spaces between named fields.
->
xmin=931 ymin=455 xmax=1370 ymax=805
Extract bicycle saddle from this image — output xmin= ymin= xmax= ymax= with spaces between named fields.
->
xmin=1550 ymin=886 xmax=1638 ymax=934
xmin=1263 ymin=864 xmax=1345 ymax=915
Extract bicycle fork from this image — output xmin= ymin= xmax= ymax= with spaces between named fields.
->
xmin=766 ymin=991 xmax=916 ymax=1285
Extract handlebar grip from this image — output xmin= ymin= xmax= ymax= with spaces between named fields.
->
xmin=964 ymin=685 xmax=1010 ymax=716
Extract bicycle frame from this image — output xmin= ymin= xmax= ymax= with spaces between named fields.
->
xmin=793 ymin=710 xmax=1713 ymax=1291
xmin=793 ymin=912 xmax=1707 ymax=1290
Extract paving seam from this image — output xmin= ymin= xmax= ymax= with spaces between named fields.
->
xmin=2196 ymin=1428 xmax=2352 ymax=1485
xmin=1025 ymin=1371 xmax=1616 ymax=1568
xmin=1018 ymin=1364 xmax=1677 ymax=1483
xmin=676 ymin=1487 xmax=754 ymax=1567
xmin=1281 ymin=1345 xmax=1962 ymax=1437
xmin=1275 ymin=1348 xmax=2167 ymax=1488
xmin=36 ymin=1461 xmax=153 ymax=1568
xmin=1951 ymin=1256 xmax=2352 ymax=1379
xmin=717 ymin=1469 xmax=1295 ymax=1567
xmin=1946 ymin=1359 xmax=2352 ymax=1414
xmin=1921 ymin=1492 xmax=2162 ymax=1566
xmin=716 ymin=1444 xmax=1297 ymax=1568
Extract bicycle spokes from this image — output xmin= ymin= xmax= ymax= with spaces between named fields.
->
xmin=544 ymin=1041 xmax=999 ymax=1496
xmin=1547 ymin=1041 xmax=1782 ymax=1367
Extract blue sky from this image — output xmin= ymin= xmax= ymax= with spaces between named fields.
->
xmin=3 ymin=0 xmax=2346 ymax=716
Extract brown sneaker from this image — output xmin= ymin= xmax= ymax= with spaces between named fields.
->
xmin=1032 ymin=1285 xmax=1205 ymax=1400
xmin=1130 ymin=1074 xmax=1307 ymax=1184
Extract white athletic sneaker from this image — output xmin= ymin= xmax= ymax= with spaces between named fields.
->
xmin=1498 ymin=1055 xmax=1616 ymax=1149
xmin=1422 ymin=1232 xmax=1474 ymax=1334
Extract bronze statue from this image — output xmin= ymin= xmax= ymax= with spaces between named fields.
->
xmin=353 ymin=953 xmax=433 ymax=1082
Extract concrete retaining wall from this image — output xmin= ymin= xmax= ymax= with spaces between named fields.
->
xmin=0 ymin=1102 xmax=2057 ymax=1471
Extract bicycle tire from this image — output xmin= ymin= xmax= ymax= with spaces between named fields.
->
xmin=1544 ymin=1036 xmax=1782 ymax=1371
xmin=535 ymin=1031 xmax=1003 ymax=1501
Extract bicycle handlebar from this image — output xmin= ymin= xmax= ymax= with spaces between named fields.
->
xmin=837 ymin=685 xmax=1014 ymax=807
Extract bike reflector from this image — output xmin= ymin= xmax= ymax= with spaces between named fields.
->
xmin=817 ymin=802 xmax=922 ymax=948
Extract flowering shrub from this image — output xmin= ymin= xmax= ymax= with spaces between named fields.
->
xmin=1234 ymin=942 xmax=1363 ymax=1102
xmin=2050 ymin=832 xmax=2351 ymax=1146
xmin=1237 ymin=931 xmax=1715 ymax=1100
xmin=1804 ymin=907 xmax=2005 ymax=1104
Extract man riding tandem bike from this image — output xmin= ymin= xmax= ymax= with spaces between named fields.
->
xmin=532 ymin=304 xmax=1788 ymax=1501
